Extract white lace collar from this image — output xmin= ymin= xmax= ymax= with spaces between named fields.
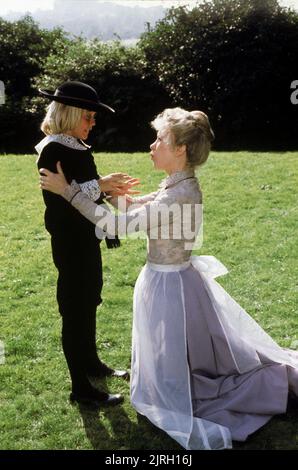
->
xmin=159 ymin=169 xmax=195 ymax=189
xmin=35 ymin=133 xmax=90 ymax=156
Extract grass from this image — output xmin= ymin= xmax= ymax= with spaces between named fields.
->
xmin=0 ymin=150 xmax=297 ymax=450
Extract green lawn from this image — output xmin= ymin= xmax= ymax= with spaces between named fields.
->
xmin=0 ymin=151 xmax=297 ymax=450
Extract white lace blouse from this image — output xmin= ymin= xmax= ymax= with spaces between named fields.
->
xmin=63 ymin=170 xmax=203 ymax=265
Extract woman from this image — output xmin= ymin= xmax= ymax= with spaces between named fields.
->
xmin=36 ymin=81 xmax=138 ymax=408
xmin=39 ymin=107 xmax=298 ymax=449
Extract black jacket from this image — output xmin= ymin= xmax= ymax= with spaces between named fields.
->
xmin=37 ymin=140 xmax=101 ymax=240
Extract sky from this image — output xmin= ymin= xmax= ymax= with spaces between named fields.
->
xmin=0 ymin=0 xmax=297 ymax=14
xmin=0 ymin=0 xmax=194 ymax=14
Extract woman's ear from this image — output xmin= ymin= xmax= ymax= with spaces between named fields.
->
xmin=176 ymin=144 xmax=186 ymax=158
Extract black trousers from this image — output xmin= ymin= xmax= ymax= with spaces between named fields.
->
xmin=51 ymin=235 xmax=104 ymax=394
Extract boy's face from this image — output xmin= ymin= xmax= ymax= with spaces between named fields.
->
xmin=71 ymin=110 xmax=96 ymax=140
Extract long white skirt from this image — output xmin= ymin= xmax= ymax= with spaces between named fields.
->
xmin=130 ymin=256 xmax=298 ymax=450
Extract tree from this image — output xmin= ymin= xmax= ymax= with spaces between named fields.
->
xmin=139 ymin=0 xmax=298 ymax=149
xmin=0 ymin=15 xmax=69 ymax=152
xmin=33 ymin=38 xmax=170 ymax=151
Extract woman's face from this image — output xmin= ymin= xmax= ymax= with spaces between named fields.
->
xmin=150 ymin=129 xmax=178 ymax=174
xmin=70 ymin=110 xmax=96 ymax=140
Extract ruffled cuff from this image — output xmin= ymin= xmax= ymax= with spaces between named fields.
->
xmin=79 ymin=179 xmax=101 ymax=201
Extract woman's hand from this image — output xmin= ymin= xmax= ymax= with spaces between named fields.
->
xmin=39 ymin=161 xmax=69 ymax=195
xmin=100 ymin=173 xmax=140 ymax=195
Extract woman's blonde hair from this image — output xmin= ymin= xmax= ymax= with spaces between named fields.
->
xmin=151 ymin=107 xmax=215 ymax=168
xmin=41 ymin=101 xmax=84 ymax=135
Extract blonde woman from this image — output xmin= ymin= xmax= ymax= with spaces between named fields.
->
xmin=36 ymin=81 xmax=138 ymax=408
xmin=39 ymin=107 xmax=298 ymax=449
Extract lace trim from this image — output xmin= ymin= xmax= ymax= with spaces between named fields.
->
xmin=78 ymin=179 xmax=101 ymax=201
xmin=159 ymin=170 xmax=195 ymax=189
xmin=35 ymin=134 xmax=89 ymax=156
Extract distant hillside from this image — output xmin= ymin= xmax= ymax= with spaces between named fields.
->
xmin=3 ymin=0 xmax=167 ymax=41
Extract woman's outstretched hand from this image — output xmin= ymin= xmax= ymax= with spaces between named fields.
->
xmin=100 ymin=173 xmax=140 ymax=196
xmin=39 ymin=161 xmax=69 ymax=195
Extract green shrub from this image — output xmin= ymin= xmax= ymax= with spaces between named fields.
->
xmin=33 ymin=38 xmax=170 ymax=151
xmin=0 ymin=15 xmax=69 ymax=153
xmin=139 ymin=0 xmax=298 ymax=149
xmin=1 ymin=2 xmax=298 ymax=153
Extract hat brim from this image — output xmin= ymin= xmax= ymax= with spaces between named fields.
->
xmin=39 ymin=88 xmax=115 ymax=113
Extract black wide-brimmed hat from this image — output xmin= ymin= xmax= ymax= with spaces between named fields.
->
xmin=38 ymin=80 xmax=115 ymax=113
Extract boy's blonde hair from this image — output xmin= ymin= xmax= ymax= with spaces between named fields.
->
xmin=41 ymin=101 xmax=84 ymax=135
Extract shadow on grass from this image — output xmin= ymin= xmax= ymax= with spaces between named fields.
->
xmin=78 ymin=404 xmax=181 ymax=450
xmin=78 ymin=404 xmax=298 ymax=451
xmin=75 ymin=376 xmax=182 ymax=450
xmin=76 ymin=381 xmax=298 ymax=451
